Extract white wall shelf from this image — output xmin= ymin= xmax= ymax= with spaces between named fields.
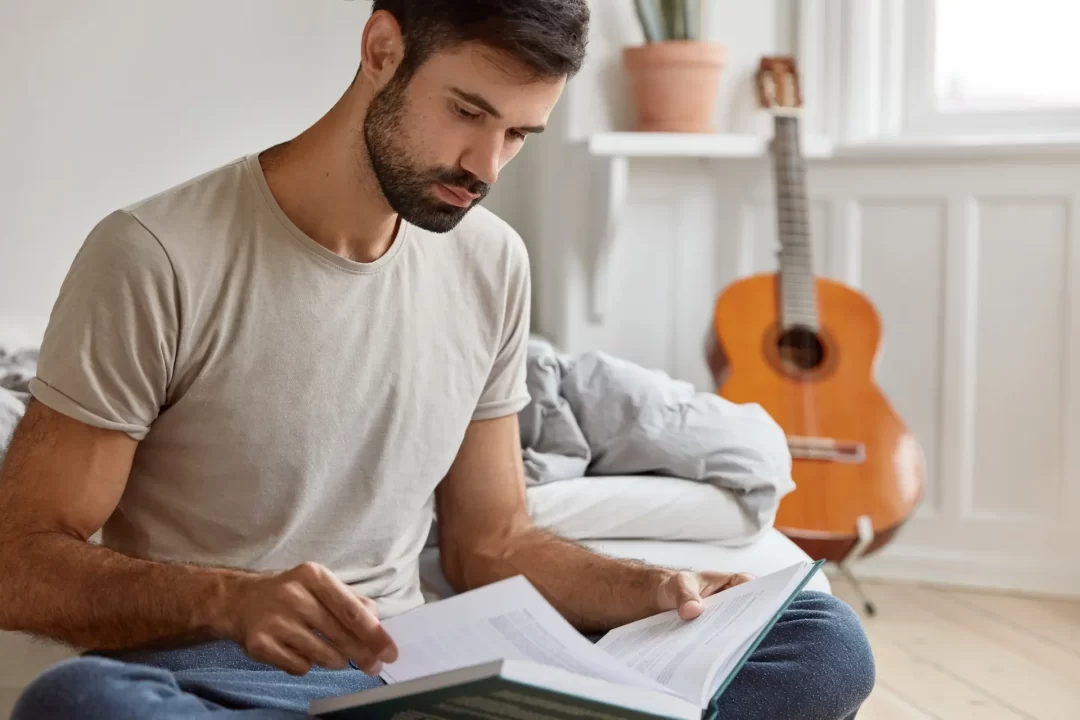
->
xmin=588 ymin=131 xmax=834 ymax=159
xmin=585 ymin=132 xmax=833 ymax=322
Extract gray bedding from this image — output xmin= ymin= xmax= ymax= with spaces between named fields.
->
xmin=519 ymin=337 xmax=794 ymax=534
xmin=0 ymin=346 xmax=36 ymax=465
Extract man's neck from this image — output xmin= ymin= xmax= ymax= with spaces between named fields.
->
xmin=260 ymin=94 xmax=400 ymax=264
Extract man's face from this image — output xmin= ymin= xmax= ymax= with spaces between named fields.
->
xmin=362 ymin=42 xmax=566 ymax=233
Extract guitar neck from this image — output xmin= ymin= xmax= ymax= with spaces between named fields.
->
xmin=772 ymin=114 xmax=819 ymax=332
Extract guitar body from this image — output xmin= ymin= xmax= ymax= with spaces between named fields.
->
xmin=707 ymin=273 xmax=925 ymax=562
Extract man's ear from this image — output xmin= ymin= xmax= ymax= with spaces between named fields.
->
xmin=359 ymin=10 xmax=405 ymax=89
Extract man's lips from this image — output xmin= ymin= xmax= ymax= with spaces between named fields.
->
xmin=434 ymin=183 xmax=480 ymax=207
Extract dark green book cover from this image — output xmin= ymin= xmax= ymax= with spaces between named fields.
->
xmin=317 ymin=674 xmax=692 ymax=720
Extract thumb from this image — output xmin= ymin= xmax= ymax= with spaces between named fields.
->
xmin=673 ymin=574 xmax=704 ymax=620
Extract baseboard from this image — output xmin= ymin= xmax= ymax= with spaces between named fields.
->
xmin=828 ymin=545 xmax=1080 ymax=598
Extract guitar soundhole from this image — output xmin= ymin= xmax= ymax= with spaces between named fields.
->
xmin=777 ymin=327 xmax=825 ymax=372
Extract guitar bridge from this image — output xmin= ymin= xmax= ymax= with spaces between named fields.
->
xmin=787 ymin=436 xmax=866 ymax=463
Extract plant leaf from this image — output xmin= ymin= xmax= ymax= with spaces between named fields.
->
xmin=673 ymin=0 xmax=687 ymax=40
xmin=633 ymin=0 xmax=665 ymax=43
xmin=685 ymin=0 xmax=703 ymax=41
xmin=659 ymin=0 xmax=679 ymax=40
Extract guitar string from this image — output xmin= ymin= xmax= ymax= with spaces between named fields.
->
xmin=777 ymin=115 xmax=821 ymax=460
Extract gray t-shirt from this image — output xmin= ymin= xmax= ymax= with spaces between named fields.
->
xmin=30 ymin=154 xmax=532 ymax=618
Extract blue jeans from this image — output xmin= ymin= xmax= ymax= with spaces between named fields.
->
xmin=11 ymin=591 xmax=874 ymax=719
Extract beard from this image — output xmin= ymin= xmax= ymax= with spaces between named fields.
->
xmin=362 ymin=78 xmax=490 ymax=234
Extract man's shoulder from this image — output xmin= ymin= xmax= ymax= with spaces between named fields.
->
xmin=121 ymin=155 xmax=251 ymax=227
xmin=71 ymin=156 xmax=258 ymax=299
xmin=125 ymin=154 xmax=249 ymax=210
xmin=445 ymin=205 xmax=529 ymax=272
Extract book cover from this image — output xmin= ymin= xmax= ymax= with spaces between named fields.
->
xmin=313 ymin=660 xmax=698 ymax=720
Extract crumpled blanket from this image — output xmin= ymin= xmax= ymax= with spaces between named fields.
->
xmin=0 ymin=346 xmax=37 ymax=465
xmin=518 ymin=337 xmax=795 ymax=535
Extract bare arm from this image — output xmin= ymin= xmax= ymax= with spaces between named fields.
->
xmin=0 ymin=400 xmax=397 ymax=674
xmin=0 ymin=399 xmax=229 ymax=650
xmin=436 ymin=414 xmax=749 ymax=634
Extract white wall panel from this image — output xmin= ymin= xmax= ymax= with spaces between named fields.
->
xmin=970 ymin=199 xmax=1070 ymax=520
xmin=858 ymin=200 xmax=947 ymax=519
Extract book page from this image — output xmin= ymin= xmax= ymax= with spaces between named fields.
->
xmin=594 ymin=562 xmax=813 ymax=707
xmin=377 ymin=576 xmax=686 ymax=701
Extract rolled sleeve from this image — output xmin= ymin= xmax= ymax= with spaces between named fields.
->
xmin=31 ymin=210 xmax=179 ymax=441
xmin=472 ymin=232 xmax=532 ymax=422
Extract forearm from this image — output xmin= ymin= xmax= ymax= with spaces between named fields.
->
xmin=461 ymin=527 xmax=674 ymax=633
xmin=0 ymin=531 xmax=254 ymax=651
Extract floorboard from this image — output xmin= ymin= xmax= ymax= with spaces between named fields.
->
xmin=832 ymin=578 xmax=1080 ymax=720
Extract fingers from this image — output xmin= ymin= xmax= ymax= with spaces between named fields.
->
xmin=291 ymin=585 xmax=384 ymax=672
xmin=274 ymin=620 xmax=349 ymax=671
xmin=300 ymin=563 xmax=399 ymax=663
xmin=246 ymin=632 xmax=314 ymax=677
xmin=670 ymin=571 xmax=758 ymax=622
xmin=698 ymin=571 xmax=756 ymax=596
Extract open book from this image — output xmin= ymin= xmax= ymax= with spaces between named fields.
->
xmin=309 ymin=560 xmax=823 ymax=720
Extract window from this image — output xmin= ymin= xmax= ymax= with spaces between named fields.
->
xmin=934 ymin=0 xmax=1080 ymax=113
xmin=799 ymin=0 xmax=1080 ymax=143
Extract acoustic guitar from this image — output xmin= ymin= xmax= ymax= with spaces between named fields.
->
xmin=706 ymin=57 xmax=925 ymax=570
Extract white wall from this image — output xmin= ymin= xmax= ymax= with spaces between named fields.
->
xmin=1 ymin=0 xmax=370 ymax=335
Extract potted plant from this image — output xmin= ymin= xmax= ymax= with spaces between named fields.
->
xmin=624 ymin=0 xmax=727 ymax=133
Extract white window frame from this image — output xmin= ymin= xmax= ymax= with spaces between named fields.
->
xmin=798 ymin=0 xmax=1080 ymax=145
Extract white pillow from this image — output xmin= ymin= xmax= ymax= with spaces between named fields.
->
xmin=526 ymin=475 xmax=766 ymax=546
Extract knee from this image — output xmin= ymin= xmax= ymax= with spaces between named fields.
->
xmin=789 ymin=591 xmax=876 ymax=713
xmin=11 ymin=656 xmax=178 ymax=720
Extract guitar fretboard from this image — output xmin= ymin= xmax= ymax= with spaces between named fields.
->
xmin=772 ymin=115 xmax=818 ymax=332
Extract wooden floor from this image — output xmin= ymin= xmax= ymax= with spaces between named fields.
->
xmin=831 ymin=577 xmax=1080 ymax=719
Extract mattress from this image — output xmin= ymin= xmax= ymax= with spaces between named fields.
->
xmin=418 ymin=529 xmax=832 ymax=604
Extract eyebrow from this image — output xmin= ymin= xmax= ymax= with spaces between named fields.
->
xmin=450 ymin=87 xmax=546 ymax=134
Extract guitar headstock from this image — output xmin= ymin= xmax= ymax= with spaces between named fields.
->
xmin=756 ymin=56 xmax=802 ymax=115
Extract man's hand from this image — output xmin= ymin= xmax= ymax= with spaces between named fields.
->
xmin=223 ymin=562 xmax=399 ymax=677
xmin=656 ymin=570 xmax=756 ymax=620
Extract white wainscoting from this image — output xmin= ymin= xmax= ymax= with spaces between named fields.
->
xmin=797 ymin=160 xmax=1080 ymax=595
xmin=525 ymin=129 xmax=1080 ymax=594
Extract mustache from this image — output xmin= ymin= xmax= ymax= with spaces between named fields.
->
xmin=431 ymin=167 xmax=489 ymax=196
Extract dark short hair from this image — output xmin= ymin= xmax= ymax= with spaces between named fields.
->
xmin=371 ymin=0 xmax=590 ymax=82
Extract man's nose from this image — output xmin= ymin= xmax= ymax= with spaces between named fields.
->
xmin=460 ymin=136 xmax=502 ymax=186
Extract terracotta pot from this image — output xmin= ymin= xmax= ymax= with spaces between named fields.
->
xmin=623 ymin=41 xmax=727 ymax=133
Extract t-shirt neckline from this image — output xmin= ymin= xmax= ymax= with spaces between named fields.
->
xmin=244 ymin=152 xmax=409 ymax=275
